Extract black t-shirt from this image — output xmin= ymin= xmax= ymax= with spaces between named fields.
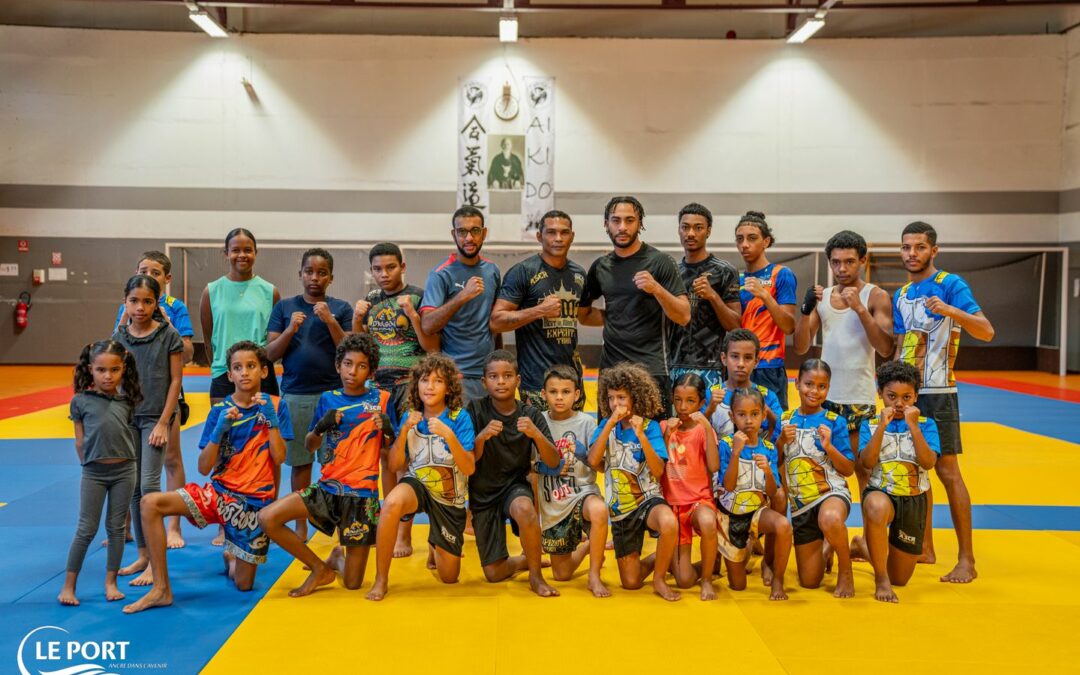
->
xmin=669 ymin=255 xmax=741 ymax=370
xmin=466 ymin=396 xmax=552 ymax=509
xmin=496 ymin=254 xmax=586 ymax=392
xmin=580 ymin=243 xmax=687 ymax=376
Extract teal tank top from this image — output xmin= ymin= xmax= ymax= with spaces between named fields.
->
xmin=207 ymin=275 xmax=275 ymax=377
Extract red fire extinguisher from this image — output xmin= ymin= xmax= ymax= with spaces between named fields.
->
xmin=15 ymin=292 xmax=31 ymax=330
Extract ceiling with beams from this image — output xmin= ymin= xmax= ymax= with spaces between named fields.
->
xmin=1 ymin=0 xmax=1077 ymax=40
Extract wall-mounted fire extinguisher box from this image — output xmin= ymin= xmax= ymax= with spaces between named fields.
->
xmin=15 ymin=292 xmax=31 ymax=330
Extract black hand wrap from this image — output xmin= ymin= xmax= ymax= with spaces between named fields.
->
xmin=313 ymin=409 xmax=340 ymax=435
xmin=800 ymin=286 xmax=819 ymax=316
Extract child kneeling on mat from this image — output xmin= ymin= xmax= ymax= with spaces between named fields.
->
xmin=124 ymin=341 xmax=290 ymax=613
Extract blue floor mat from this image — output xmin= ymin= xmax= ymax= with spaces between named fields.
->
xmin=957 ymin=382 xmax=1080 ymax=444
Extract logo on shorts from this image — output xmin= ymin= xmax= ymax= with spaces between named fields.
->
xmin=17 ymin=626 xmax=151 ymax=675
xmin=440 ymin=525 xmax=458 ymax=545
xmin=897 ymin=530 xmax=916 ymax=544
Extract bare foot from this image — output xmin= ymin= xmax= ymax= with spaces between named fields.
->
xmin=941 ymin=560 xmax=977 ymax=584
xmin=289 ymin=564 xmax=336 ymax=598
xmin=211 ymin=531 xmax=225 ymax=547
xmin=426 ymin=548 xmax=436 ymax=570
xmin=129 ymin=565 xmax=154 ymax=587
xmin=917 ymin=550 xmax=936 ymax=565
xmin=874 ymin=578 xmax=898 ymax=603
xmin=326 ymin=546 xmax=345 ymax=578
xmin=850 ymin=535 xmax=870 ymax=562
xmin=118 ymin=557 xmax=148 ymax=577
xmin=653 ymin=578 xmax=681 ymax=602
xmin=529 ymin=574 xmax=560 ymax=598
xmin=393 ymin=534 xmax=413 ymax=559
xmin=834 ymin=569 xmax=855 ymax=599
xmin=105 ymin=583 xmax=126 ymax=602
xmin=769 ymin=579 xmax=789 ymax=601
xmin=823 ymin=541 xmax=835 ymax=574
xmin=365 ymin=578 xmax=388 ymax=601
xmin=587 ymin=575 xmax=611 ymax=598
xmin=166 ymin=528 xmax=185 ymax=550
xmin=761 ymin=559 xmax=774 ymax=587
xmin=700 ymin=580 xmax=717 ymax=601
xmin=57 ymin=587 xmax=79 ymax=606
xmin=604 ymin=540 xmax=614 ymax=551
xmin=123 ymin=587 xmax=173 ymax=614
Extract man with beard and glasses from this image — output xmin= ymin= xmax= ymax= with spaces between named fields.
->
xmin=421 ymin=206 xmax=502 ymax=403
xmin=578 ymin=196 xmax=690 ymax=414
xmin=892 ymin=221 xmax=994 ymax=585
xmin=668 ymin=202 xmax=742 ymax=395
xmin=490 ymin=210 xmax=587 ymax=410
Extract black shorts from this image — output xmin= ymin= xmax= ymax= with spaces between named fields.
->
xmin=611 ymin=497 xmax=667 ymax=559
xmin=791 ymin=496 xmax=850 ymax=546
xmin=299 ymin=485 xmax=379 ymax=547
xmin=752 ymin=367 xmax=789 ymax=410
xmin=917 ymin=392 xmax=962 ymax=455
xmin=210 ymin=369 xmax=280 ymax=399
xmin=718 ymin=503 xmax=758 ymax=551
xmin=471 ymin=481 xmax=535 ymax=567
xmin=863 ymin=487 xmax=927 ymax=555
xmin=822 ymin=401 xmax=876 ymax=435
xmin=401 ymin=476 xmax=467 ymax=557
xmin=541 ymin=498 xmax=588 ymax=556
xmin=388 ymin=381 xmax=411 ymax=422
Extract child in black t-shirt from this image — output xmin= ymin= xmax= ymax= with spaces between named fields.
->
xmin=467 ymin=350 xmax=559 ymax=597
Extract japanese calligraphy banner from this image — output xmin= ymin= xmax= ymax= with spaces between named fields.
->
xmin=457 ymin=77 xmax=491 ymax=214
xmin=521 ymin=76 xmax=555 ymax=239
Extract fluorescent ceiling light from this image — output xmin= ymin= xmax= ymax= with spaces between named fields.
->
xmin=499 ymin=16 xmax=518 ymax=43
xmin=787 ymin=17 xmax=824 ymax=44
xmin=189 ymin=9 xmax=228 ymax=38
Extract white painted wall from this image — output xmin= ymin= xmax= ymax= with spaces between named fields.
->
xmin=0 ymin=26 xmax=1068 ymax=244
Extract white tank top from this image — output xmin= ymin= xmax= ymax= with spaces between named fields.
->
xmin=818 ymin=284 xmax=877 ymax=405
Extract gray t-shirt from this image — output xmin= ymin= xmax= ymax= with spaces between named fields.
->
xmin=113 ymin=322 xmax=183 ymax=418
xmin=534 ymin=411 xmax=601 ymax=528
xmin=69 ymin=391 xmax=138 ymax=464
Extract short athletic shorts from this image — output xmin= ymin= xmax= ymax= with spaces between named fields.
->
xmin=751 ymin=366 xmax=789 ymax=411
xmin=822 ymin=401 xmax=876 ymax=435
xmin=282 ymin=392 xmax=320 ymax=467
xmin=209 ymin=369 xmax=279 ymax=399
xmin=400 ymin=476 xmax=467 ymax=557
xmin=611 ymin=497 xmax=667 ymax=559
xmin=542 ymin=497 xmax=590 ymax=556
xmin=178 ymin=482 xmax=270 ymax=564
xmin=471 ymin=480 xmax=535 ymax=567
xmin=671 ymin=500 xmax=717 ymax=546
xmin=300 ymin=484 xmax=380 ymax=547
xmin=916 ymin=392 xmax=962 ymax=455
xmin=716 ymin=504 xmax=763 ymax=563
xmin=791 ymin=495 xmax=851 ymax=546
xmin=388 ymin=381 xmax=411 ymax=422
xmin=862 ymin=487 xmax=928 ymax=555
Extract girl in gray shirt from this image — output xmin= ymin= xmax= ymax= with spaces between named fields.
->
xmin=59 ymin=340 xmax=143 ymax=607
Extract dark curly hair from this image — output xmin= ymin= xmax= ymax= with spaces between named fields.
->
xmin=336 ymin=332 xmax=380 ymax=372
xmin=825 ymin=230 xmax=867 ymax=259
xmin=597 ymin=362 xmax=663 ymax=420
xmin=407 ymin=353 xmax=464 ymax=413
xmin=74 ymin=340 xmax=143 ymax=410
xmin=876 ymin=360 xmax=921 ymax=394
xmin=226 ymin=340 xmax=270 ymax=370
xmin=735 ymin=210 xmax=774 ymax=247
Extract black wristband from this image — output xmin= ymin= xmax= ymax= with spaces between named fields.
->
xmin=800 ymin=286 xmax=819 ymax=316
xmin=313 ymin=409 xmax=339 ymax=435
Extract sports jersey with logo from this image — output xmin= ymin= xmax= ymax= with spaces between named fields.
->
xmin=859 ymin=417 xmax=941 ymax=496
xmin=404 ymin=407 xmax=476 ymax=507
xmin=716 ymin=436 xmax=778 ymax=515
xmin=590 ymin=418 xmax=668 ymax=521
xmin=310 ymin=388 xmax=395 ymax=497
xmin=779 ymin=409 xmax=853 ymax=515
xmin=198 ymin=395 xmax=294 ymax=504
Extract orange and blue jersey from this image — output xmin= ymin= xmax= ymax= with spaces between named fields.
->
xmin=739 ymin=263 xmax=797 ymax=369
xmin=310 ymin=388 xmax=395 ymax=497
xmin=198 ymin=395 xmax=293 ymax=505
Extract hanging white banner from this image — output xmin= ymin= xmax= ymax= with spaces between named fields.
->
xmin=457 ymin=77 xmax=491 ymax=214
xmin=521 ymin=76 xmax=555 ymax=239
